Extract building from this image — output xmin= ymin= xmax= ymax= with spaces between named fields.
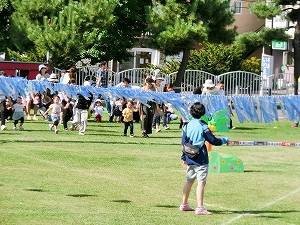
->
xmin=230 ymin=0 xmax=265 ymax=33
xmin=0 ymin=61 xmax=46 ymax=80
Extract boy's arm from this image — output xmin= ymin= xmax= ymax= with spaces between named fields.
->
xmin=181 ymin=125 xmax=187 ymax=145
xmin=43 ymin=104 xmax=52 ymax=116
xmin=203 ymin=125 xmax=228 ymax=146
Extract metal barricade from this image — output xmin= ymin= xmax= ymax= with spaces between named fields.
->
xmin=115 ymin=68 xmax=153 ymax=86
xmin=266 ymin=72 xmax=295 ymax=95
xmin=217 ymin=71 xmax=261 ymax=96
xmin=168 ymin=70 xmax=215 ymax=93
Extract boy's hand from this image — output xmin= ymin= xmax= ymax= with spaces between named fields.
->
xmin=181 ymin=160 xmax=187 ymax=169
xmin=221 ymin=137 xmax=229 ymax=145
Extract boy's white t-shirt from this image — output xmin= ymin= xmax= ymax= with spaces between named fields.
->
xmin=94 ymin=106 xmax=103 ymax=116
xmin=51 ymin=103 xmax=62 ymax=115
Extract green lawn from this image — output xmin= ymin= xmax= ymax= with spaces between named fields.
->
xmin=0 ymin=117 xmax=300 ymax=225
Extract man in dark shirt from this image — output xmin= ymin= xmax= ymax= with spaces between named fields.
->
xmin=71 ymin=92 xmax=93 ymax=135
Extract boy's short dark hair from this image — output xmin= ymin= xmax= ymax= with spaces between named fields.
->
xmin=190 ymin=102 xmax=205 ymax=119
xmin=123 ymin=77 xmax=131 ymax=83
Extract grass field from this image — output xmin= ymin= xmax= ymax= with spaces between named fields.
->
xmin=0 ymin=117 xmax=300 ymax=225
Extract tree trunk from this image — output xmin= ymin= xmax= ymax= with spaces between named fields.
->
xmin=294 ymin=20 xmax=300 ymax=95
xmin=173 ymin=49 xmax=190 ymax=93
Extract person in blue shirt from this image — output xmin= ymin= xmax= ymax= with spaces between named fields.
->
xmin=179 ymin=102 xmax=228 ymax=215
xmin=96 ymin=61 xmax=109 ymax=88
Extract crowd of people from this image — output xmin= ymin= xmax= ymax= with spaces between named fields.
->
xmin=0 ymin=62 xmax=181 ymax=136
xmin=5 ymin=61 xmax=296 ymax=138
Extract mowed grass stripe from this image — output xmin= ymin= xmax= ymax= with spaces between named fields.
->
xmin=0 ymin=118 xmax=300 ymax=224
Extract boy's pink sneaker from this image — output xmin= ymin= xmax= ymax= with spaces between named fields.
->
xmin=195 ymin=207 xmax=212 ymax=215
xmin=179 ymin=204 xmax=194 ymax=211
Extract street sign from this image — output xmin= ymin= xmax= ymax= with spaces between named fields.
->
xmin=272 ymin=40 xmax=288 ymax=50
xmin=261 ymin=54 xmax=273 ymax=78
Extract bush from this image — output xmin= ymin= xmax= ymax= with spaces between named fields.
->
xmin=240 ymin=57 xmax=261 ymax=74
xmin=187 ymin=42 xmax=243 ymax=75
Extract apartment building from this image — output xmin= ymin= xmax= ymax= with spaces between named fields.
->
xmin=230 ymin=0 xmax=265 ymax=33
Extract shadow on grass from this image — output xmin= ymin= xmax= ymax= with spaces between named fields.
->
xmin=111 ymin=199 xmax=132 ymax=203
xmin=155 ymin=204 xmax=177 ymax=208
xmin=233 ymin=127 xmax=263 ymax=130
xmin=66 ymin=194 xmax=97 ymax=198
xmin=258 ymin=215 xmax=283 ymax=219
xmin=25 ymin=188 xmax=46 ymax=192
xmin=0 ymin=140 xmax=179 ymax=146
xmin=244 ymin=170 xmax=264 ymax=173
xmin=0 ymin=132 xmax=21 ymax=135
xmin=210 ymin=209 xmax=299 ymax=215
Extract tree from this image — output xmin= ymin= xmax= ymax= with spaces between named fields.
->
xmin=0 ymin=0 xmax=13 ymax=51
xmin=250 ymin=0 xmax=300 ymax=95
xmin=188 ymin=42 xmax=243 ymax=74
xmin=147 ymin=0 xmax=236 ymax=91
xmin=8 ymin=0 xmax=152 ymax=67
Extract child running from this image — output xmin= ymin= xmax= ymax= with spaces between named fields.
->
xmin=180 ymin=102 xmax=228 ymax=215
xmin=43 ymin=96 xmax=62 ymax=134
xmin=12 ymin=97 xmax=25 ymax=130
xmin=94 ymin=99 xmax=103 ymax=123
xmin=122 ymin=100 xmax=134 ymax=137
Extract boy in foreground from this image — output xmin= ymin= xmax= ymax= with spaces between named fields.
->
xmin=180 ymin=102 xmax=228 ymax=215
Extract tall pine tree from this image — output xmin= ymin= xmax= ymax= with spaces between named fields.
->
xmin=148 ymin=0 xmax=236 ymax=90
xmin=9 ymin=0 xmax=151 ymax=67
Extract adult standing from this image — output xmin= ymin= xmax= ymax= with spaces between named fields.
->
xmin=96 ymin=61 xmax=109 ymax=88
xmin=26 ymin=64 xmax=49 ymax=120
xmin=35 ymin=64 xmax=49 ymax=81
xmin=61 ymin=67 xmax=76 ymax=84
xmin=71 ymin=87 xmax=93 ymax=135
xmin=201 ymin=79 xmax=219 ymax=95
xmin=139 ymin=77 xmax=156 ymax=138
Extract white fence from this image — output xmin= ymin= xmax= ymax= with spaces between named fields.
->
xmin=75 ymin=67 xmax=297 ymax=95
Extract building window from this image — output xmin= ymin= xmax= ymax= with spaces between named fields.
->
xmin=231 ymin=1 xmax=242 ymax=14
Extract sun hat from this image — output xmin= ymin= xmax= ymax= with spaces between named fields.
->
xmin=203 ymin=79 xmax=215 ymax=88
xmin=153 ymin=76 xmax=164 ymax=81
xmin=47 ymin=73 xmax=58 ymax=82
xmin=38 ymin=64 xmax=47 ymax=72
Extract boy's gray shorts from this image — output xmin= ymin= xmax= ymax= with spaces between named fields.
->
xmin=186 ymin=164 xmax=208 ymax=182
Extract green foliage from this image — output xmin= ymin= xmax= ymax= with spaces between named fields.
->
xmin=147 ymin=0 xmax=236 ymax=88
xmin=6 ymin=48 xmax=45 ymax=62
xmin=0 ymin=0 xmax=13 ymax=52
xmin=148 ymin=0 xmax=207 ymax=55
xmin=187 ymin=43 xmax=243 ymax=74
xmin=0 ymin=0 xmax=8 ymax=11
xmin=249 ymin=1 xmax=281 ymax=19
xmin=240 ymin=57 xmax=261 ymax=74
xmin=250 ymin=0 xmax=300 ymax=94
xmin=195 ymin=0 xmax=236 ymax=44
xmin=234 ymin=27 xmax=289 ymax=59
xmin=234 ymin=32 xmax=264 ymax=56
xmin=147 ymin=59 xmax=180 ymax=74
xmin=7 ymin=0 xmax=151 ymax=67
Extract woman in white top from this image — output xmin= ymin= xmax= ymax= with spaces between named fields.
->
xmin=202 ymin=79 xmax=219 ymax=95
xmin=35 ymin=64 xmax=49 ymax=81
